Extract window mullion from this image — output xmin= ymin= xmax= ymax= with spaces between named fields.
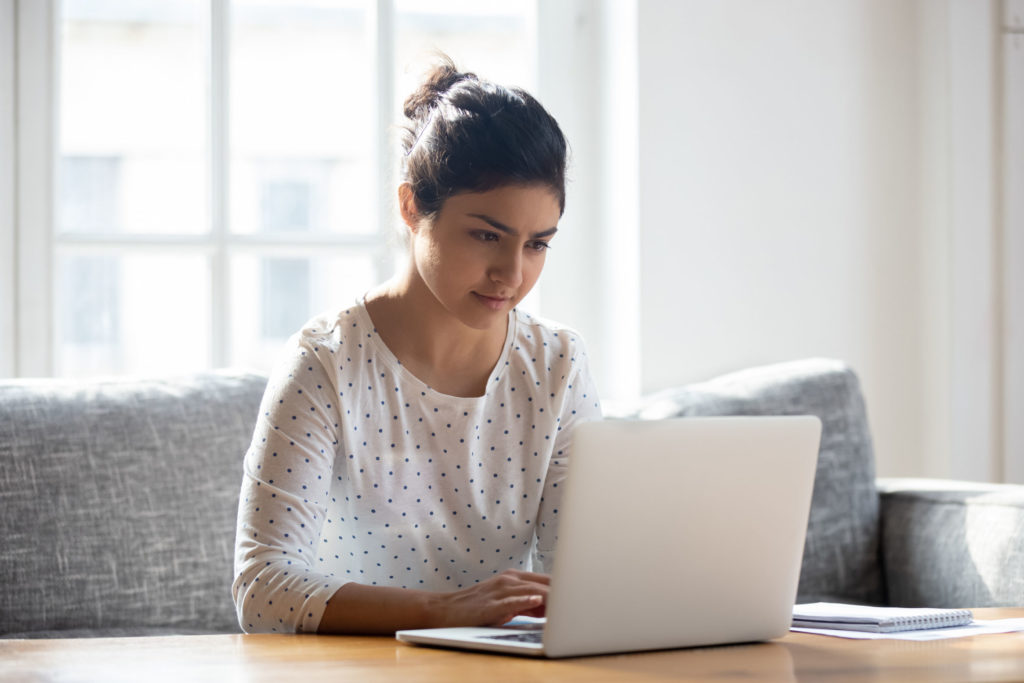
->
xmin=1 ymin=0 xmax=15 ymax=377
xmin=16 ymin=0 xmax=57 ymax=377
xmin=210 ymin=0 xmax=230 ymax=369
xmin=373 ymin=0 xmax=395 ymax=281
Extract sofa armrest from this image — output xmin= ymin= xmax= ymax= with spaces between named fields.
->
xmin=878 ymin=478 xmax=1024 ymax=608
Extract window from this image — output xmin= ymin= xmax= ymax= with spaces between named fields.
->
xmin=58 ymin=156 xmax=122 ymax=233
xmin=10 ymin=0 xmax=536 ymax=377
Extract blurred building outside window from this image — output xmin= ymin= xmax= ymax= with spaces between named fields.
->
xmin=52 ymin=0 xmax=535 ymax=377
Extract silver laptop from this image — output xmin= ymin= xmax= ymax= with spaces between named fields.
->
xmin=397 ymin=415 xmax=821 ymax=658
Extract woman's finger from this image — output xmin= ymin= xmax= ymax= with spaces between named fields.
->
xmin=486 ymin=594 xmax=545 ymax=626
xmin=503 ymin=570 xmax=550 ymax=585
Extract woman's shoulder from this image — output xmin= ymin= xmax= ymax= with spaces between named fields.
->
xmin=270 ymin=303 xmax=375 ymax=371
xmin=292 ymin=303 xmax=368 ymax=346
xmin=511 ymin=308 xmax=590 ymax=360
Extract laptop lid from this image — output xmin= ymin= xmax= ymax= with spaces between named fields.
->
xmin=397 ymin=415 xmax=821 ymax=658
xmin=542 ymin=415 xmax=820 ymax=657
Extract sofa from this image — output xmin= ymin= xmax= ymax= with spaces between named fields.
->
xmin=2 ymin=359 xmax=1022 ymax=638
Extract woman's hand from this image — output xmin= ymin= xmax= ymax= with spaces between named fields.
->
xmin=429 ymin=570 xmax=550 ymax=628
xmin=318 ymin=570 xmax=549 ymax=634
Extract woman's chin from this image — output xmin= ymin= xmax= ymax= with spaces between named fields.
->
xmin=455 ymin=300 xmax=512 ymax=330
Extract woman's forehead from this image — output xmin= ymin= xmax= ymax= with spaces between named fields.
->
xmin=440 ymin=185 xmax=561 ymax=228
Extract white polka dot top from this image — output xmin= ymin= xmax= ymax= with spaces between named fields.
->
xmin=232 ymin=300 xmax=602 ymax=633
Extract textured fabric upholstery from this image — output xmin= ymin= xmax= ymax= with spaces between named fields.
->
xmin=879 ymin=479 xmax=1024 ymax=608
xmin=613 ymin=358 xmax=883 ymax=605
xmin=0 ymin=371 xmax=266 ymax=637
xmin=1 ymin=627 xmax=229 ymax=639
xmin=5 ymin=360 xmax=1021 ymax=638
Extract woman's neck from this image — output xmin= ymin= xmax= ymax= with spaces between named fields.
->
xmin=364 ymin=272 xmax=508 ymax=397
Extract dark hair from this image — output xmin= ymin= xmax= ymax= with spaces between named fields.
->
xmin=401 ymin=56 xmax=568 ymax=220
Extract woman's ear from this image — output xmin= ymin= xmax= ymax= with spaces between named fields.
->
xmin=398 ymin=184 xmax=422 ymax=233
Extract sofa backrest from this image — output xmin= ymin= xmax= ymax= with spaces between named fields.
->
xmin=0 ymin=371 xmax=266 ymax=637
xmin=1 ymin=359 xmax=882 ymax=635
xmin=616 ymin=358 xmax=884 ymax=606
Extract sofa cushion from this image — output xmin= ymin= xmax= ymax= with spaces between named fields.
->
xmin=879 ymin=479 xmax=1024 ymax=608
xmin=614 ymin=358 xmax=883 ymax=605
xmin=0 ymin=371 xmax=266 ymax=636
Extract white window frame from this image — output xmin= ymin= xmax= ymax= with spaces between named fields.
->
xmin=14 ymin=0 xmax=55 ymax=377
xmin=4 ymin=0 xmax=611 ymax=384
xmin=0 ymin=0 xmax=16 ymax=377
xmin=1004 ymin=0 xmax=1024 ymax=482
xmin=5 ymin=0 xmax=415 ymax=377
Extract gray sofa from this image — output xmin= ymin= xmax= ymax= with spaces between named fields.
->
xmin=0 ymin=371 xmax=265 ymax=638
xmin=2 ymin=359 xmax=1022 ymax=638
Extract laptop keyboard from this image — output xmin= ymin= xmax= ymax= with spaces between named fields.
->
xmin=478 ymin=631 xmax=544 ymax=644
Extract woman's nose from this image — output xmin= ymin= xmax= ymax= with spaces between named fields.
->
xmin=490 ymin=247 xmax=523 ymax=288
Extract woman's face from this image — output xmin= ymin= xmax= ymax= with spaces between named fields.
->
xmin=403 ymin=184 xmax=561 ymax=331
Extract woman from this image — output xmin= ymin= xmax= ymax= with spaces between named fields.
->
xmin=232 ymin=58 xmax=602 ymax=635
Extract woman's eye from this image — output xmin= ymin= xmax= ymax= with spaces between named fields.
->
xmin=527 ymin=241 xmax=551 ymax=252
xmin=473 ymin=231 xmax=499 ymax=243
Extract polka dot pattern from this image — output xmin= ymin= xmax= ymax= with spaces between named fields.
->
xmin=232 ymin=300 xmax=602 ymax=633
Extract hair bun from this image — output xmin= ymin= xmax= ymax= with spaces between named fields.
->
xmin=398 ymin=53 xmax=567 ymax=220
xmin=403 ymin=55 xmax=477 ymax=121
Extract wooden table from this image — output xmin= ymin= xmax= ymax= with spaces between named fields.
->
xmin=3 ymin=608 xmax=1023 ymax=682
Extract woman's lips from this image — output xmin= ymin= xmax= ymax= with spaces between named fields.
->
xmin=473 ymin=292 xmax=510 ymax=311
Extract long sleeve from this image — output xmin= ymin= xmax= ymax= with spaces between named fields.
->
xmin=232 ymin=336 xmax=348 ymax=633
xmin=533 ymin=335 xmax=603 ymax=573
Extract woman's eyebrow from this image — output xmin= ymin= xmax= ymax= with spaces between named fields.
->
xmin=467 ymin=213 xmax=558 ymax=238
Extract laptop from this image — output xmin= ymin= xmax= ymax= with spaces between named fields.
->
xmin=396 ymin=415 xmax=822 ymax=658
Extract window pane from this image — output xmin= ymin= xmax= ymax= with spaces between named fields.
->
xmin=261 ymin=258 xmax=310 ymax=337
xmin=230 ymin=0 xmax=375 ymax=236
xmin=58 ymin=0 xmax=208 ymax=235
xmin=58 ymin=253 xmax=121 ymax=347
xmin=55 ymin=251 xmax=211 ymax=376
xmin=394 ymin=0 xmax=534 ymax=112
xmin=229 ymin=252 xmax=375 ymax=371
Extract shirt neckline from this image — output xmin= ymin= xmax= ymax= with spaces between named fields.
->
xmin=353 ymin=296 xmax=518 ymax=403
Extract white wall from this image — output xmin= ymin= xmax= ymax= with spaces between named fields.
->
xmin=946 ymin=0 xmax=1001 ymax=482
xmin=1006 ymin=1 xmax=1024 ymax=482
xmin=634 ymin=0 xmax=923 ymax=476
xmin=621 ymin=0 xmax=1009 ymax=479
xmin=917 ymin=0 xmax=955 ymax=485
xmin=536 ymin=0 xmax=641 ymax=404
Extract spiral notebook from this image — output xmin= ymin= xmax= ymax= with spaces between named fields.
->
xmin=792 ymin=602 xmax=974 ymax=633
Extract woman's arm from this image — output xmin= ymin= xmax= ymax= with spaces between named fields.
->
xmin=318 ymin=570 xmax=549 ymax=634
xmin=233 ymin=335 xmax=349 ymax=633
xmin=534 ymin=336 xmax=603 ymax=573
